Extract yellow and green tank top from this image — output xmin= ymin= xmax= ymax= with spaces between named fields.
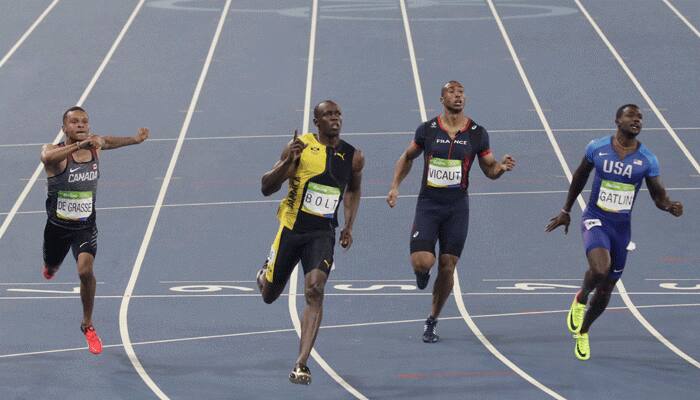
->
xmin=277 ymin=133 xmax=355 ymax=232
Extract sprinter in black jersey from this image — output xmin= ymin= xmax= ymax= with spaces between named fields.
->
xmin=387 ymin=81 xmax=515 ymax=343
xmin=40 ymin=106 xmax=148 ymax=354
xmin=258 ymin=100 xmax=364 ymax=384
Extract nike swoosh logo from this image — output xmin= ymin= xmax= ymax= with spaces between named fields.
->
xmin=613 ymin=268 xmax=624 ymax=273
xmin=576 ymin=344 xmax=587 ymax=358
xmin=599 ymin=152 xmax=609 ymax=156
xmin=69 ymin=167 xmax=81 ymax=173
xmin=79 ymin=242 xmax=89 ymax=248
xmin=568 ymin=314 xmax=578 ymax=331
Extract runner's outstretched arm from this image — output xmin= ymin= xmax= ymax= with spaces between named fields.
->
xmin=101 ymin=127 xmax=149 ymax=150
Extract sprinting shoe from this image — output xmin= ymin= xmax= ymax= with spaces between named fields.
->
xmin=422 ymin=316 xmax=439 ymax=343
xmin=415 ymin=271 xmax=430 ymax=290
xmin=567 ymin=291 xmax=586 ymax=334
xmin=81 ymin=325 xmax=103 ymax=355
xmin=574 ymin=332 xmax=590 ymax=361
xmin=289 ymin=364 xmax=311 ymax=385
xmin=42 ymin=265 xmax=59 ymax=280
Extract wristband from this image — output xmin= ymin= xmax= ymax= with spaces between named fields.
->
xmin=560 ymin=209 xmax=570 ymax=215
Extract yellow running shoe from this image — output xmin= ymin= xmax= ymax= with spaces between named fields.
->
xmin=574 ymin=332 xmax=590 ymax=361
xmin=567 ymin=292 xmax=586 ymax=334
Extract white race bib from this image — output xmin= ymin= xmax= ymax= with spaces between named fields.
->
xmin=302 ymin=182 xmax=340 ymax=218
xmin=597 ymin=180 xmax=635 ymax=212
xmin=56 ymin=191 xmax=93 ymax=221
xmin=427 ymin=157 xmax=461 ymax=188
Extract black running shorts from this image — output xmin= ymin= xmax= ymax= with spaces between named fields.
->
xmin=410 ymin=195 xmax=469 ymax=257
xmin=43 ymin=220 xmax=98 ymax=266
xmin=263 ymin=225 xmax=335 ymax=286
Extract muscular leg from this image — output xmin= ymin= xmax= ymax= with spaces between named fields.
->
xmin=431 ymin=254 xmax=458 ymax=319
xmin=296 ymin=268 xmax=328 ymax=367
xmin=76 ymin=252 xmax=96 ymax=328
xmin=578 ymin=247 xmax=615 ymax=333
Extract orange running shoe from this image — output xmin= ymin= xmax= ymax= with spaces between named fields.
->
xmin=81 ymin=325 xmax=103 ymax=355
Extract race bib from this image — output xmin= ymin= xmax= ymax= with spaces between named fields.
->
xmin=427 ymin=157 xmax=461 ymax=188
xmin=56 ymin=191 xmax=93 ymax=221
xmin=302 ymin=182 xmax=340 ymax=218
xmin=597 ymin=180 xmax=635 ymax=212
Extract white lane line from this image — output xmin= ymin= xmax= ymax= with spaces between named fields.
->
xmin=3 ymin=186 xmax=700 ymax=217
xmin=453 ymin=271 xmax=566 ymax=399
xmin=118 ymin=2 xmax=233 ymax=399
xmin=662 ymin=0 xmax=700 ymax=38
xmin=2 ymin=126 xmax=699 ymax=147
xmin=286 ymin=1 xmax=368 ymax=398
xmin=576 ymin=0 xmax=700 ymax=175
xmin=0 ymin=0 xmax=147 ymax=243
xmin=399 ymin=0 xmax=427 ymax=122
xmin=3 ymin=291 xmax=700 ymax=301
xmin=615 ymin=280 xmax=700 ymax=368
xmin=0 ymin=0 xmax=61 ymax=69
xmin=300 ymin=0 xmax=318 ymax=133
xmin=575 ymin=0 xmax=700 ymax=369
xmin=5 ymin=301 xmax=698 ymax=360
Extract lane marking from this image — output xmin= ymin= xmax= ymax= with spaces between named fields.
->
xmin=3 ymin=302 xmax=698 ymax=359
xmin=575 ymin=0 xmax=700 ymax=175
xmin=662 ymin=0 xmax=700 ymax=38
xmin=399 ymin=0 xmax=427 ymax=122
xmin=6 ymin=187 xmax=700 ymax=217
xmin=0 ymin=0 xmax=61 ymax=69
xmin=0 ymin=0 xmax=148 ymax=242
xmin=1 ymin=126 xmax=698 ymax=148
xmin=118 ymin=2 xmax=234 ymax=399
xmin=3 ymin=291 xmax=700 ymax=301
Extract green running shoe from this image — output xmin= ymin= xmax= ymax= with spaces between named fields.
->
xmin=567 ymin=292 xmax=586 ymax=334
xmin=574 ymin=332 xmax=590 ymax=360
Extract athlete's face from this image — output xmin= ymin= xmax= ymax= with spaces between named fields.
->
xmin=314 ymin=102 xmax=342 ymax=137
xmin=440 ymin=83 xmax=465 ymax=113
xmin=63 ymin=111 xmax=90 ymax=141
xmin=616 ymin=106 xmax=642 ymax=136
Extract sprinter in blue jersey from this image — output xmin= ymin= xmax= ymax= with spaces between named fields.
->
xmin=546 ymin=104 xmax=683 ymax=360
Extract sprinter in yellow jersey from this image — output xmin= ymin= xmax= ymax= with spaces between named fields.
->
xmin=257 ymin=100 xmax=364 ymax=385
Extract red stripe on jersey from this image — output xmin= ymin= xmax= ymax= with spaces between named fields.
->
xmin=479 ymin=149 xmax=492 ymax=157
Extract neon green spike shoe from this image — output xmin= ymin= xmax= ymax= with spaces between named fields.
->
xmin=567 ymin=292 xmax=586 ymax=334
xmin=574 ymin=332 xmax=590 ymax=361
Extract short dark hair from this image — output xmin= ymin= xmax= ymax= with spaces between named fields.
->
xmin=62 ymin=106 xmax=86 ymax=123
xmin=615 ymin=104 xmax=639 ymax=120
xmin=441 ymin=80 xmax=463 ymax=96
xmin=313 ymin=100 xmax=338 ymax=119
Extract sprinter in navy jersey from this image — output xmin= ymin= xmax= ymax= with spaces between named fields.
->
xmin=387 ymin=81 xmax=515 ymax=343
xmin=546 ymin=104 xmax=683 ymax=360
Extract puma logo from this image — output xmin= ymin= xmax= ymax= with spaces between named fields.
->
xmin=334 ymin=152 xmax=345 ymax=160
